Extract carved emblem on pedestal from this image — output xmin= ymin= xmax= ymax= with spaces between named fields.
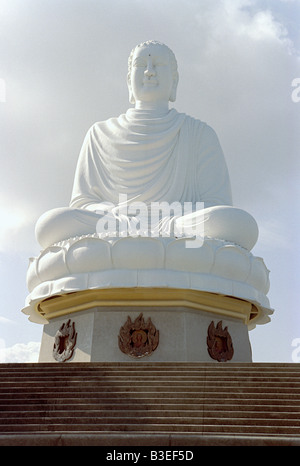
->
xmin=118 ymin=313 xmax=159 ymax=358
xmin=207 ymin=320 xmax=234 ymax=362
xmin=53 ymin=319 xmax=77 ymax=362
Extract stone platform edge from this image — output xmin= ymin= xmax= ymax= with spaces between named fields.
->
xmin=0 ymin=432 xmax=300 ymax=447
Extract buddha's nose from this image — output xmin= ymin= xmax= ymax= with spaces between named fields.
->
xmin=144 ymin=60 xmax=156 ymax=77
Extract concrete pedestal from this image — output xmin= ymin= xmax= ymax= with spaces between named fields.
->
xmin=38 ymin=288 xmax=253 ymax=362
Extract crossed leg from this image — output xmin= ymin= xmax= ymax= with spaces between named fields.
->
xmin=35 ymin=205 xmax=258 ymax=251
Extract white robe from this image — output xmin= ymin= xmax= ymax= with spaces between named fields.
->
xmin=36 ymin=109 xmax=259 ymax=250
xmin=70 ymin=108 xmax=232 ymax=209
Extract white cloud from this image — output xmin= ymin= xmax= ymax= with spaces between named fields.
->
xmin=0 ymin=316 xmax=15 ymax=324
xmin=0 ymin=196 xmax=40 ymax=254
xmin=0 ymin=341 xmax=40 ymax=363
xmin=257 ymin=218 xmax=294 ymax=251
xmin=0 ymin=205 xmax=29 ymax=250
xmin=231 ymin=6 xmax=290 ymax=44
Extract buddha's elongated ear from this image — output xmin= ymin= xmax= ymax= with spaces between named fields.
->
xmin=169 ymin=72 xmax=179 ymax=102
xmin=127 ymin=73 xmax=135 ymax=104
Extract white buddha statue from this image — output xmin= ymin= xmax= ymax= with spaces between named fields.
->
xmin=36 ymin=40 xmax=258 ymax=251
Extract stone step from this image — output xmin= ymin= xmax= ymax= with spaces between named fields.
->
xmin=0 ymin=362 xmax=299 ymax=374
xmin=1 ymin=373 xmax=300 ymax=387
xmin=1 ymin=399 xmax=299 ymax=411
xmin=1 ymin=417 xmax=299 ymax=429
xmin=1 ymin=408 xmax=300 ymax=421
xmin=0 ymin=361 xmax=299 ymax=374
xmin=1 ymin=423 xmax=299 ymax=436
xmin=1 ymin=374 xmax=299 ymax=385
xmin=0 ymin=384 xmax=300 ymax=400
xmin=2 ymin=374 xmax=300 ymax=383
xmin=1 ymin=391 xmax=299 ymax=402
xmin=2 ymin=386 xmax=299 ymax=395
xmin=1 ymin=409 xmax=300 ymax=422
xmin=1 ymin=401 xmax=300 ymax=412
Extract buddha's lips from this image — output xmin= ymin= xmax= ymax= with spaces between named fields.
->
xmin=143 ymin=79 xmax=158 ymax=85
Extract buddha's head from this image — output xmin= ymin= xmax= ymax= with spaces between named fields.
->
xmin=127 ymin=40 xmax=179 ymax=105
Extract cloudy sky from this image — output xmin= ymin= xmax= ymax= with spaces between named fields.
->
xmin=0 ymin=0 xmax=299 ymax=363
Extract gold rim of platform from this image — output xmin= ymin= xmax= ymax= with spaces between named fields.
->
xmin=36 ymin=287 xmax=260 ymax=325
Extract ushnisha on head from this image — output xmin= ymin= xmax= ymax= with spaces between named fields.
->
xmin=127 ymin=40 xmax=179 ymax=106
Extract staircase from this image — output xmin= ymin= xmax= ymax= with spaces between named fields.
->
xmin=0 ymin=362 xmax=299 ymax=446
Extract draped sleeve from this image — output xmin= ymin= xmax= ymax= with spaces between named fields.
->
xmin=193 ymin=122 xmax=232 ymax=207
xmin=70 ymin=124 xmax=112 ymax=208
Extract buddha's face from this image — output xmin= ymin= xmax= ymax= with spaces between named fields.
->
xmin=128 ymin=44 xmax=177 ymax=104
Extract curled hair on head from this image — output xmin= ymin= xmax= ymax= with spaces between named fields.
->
xmin=127 ymin=40 xmax=179 ymax=88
